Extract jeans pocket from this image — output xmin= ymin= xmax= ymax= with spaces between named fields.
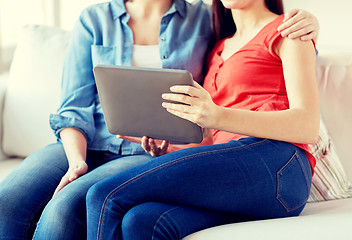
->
xmin=276 ymin=151 xmax=310 ymax=212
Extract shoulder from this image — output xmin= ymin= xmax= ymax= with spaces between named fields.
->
xmin=263 ymin=14 xmax=285 ymax=45
xmin=183 ymin=0 xmax=211 ymax=21
xmin=73 ymin=2 xmax=117 ymax=37
xmin=262 ymin=14 xmax=296 ymax=59
xmin=78 ymin=2 xmax=114 ymax=27
xmin=277 ymin=37 xmax=316 ymax=59
xmin=186 ymin=0 xmax=211 ymax=12
xmin=80 ymin=2 xmax=112 ymax=17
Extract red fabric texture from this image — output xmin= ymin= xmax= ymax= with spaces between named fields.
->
xmin=203 ymin=14 xmax=316 ymax=171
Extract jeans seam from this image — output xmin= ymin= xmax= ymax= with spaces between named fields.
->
xmin=97 ymin=138 xmax=270 ymax=239
xmin=151 ymin=206 xmax=181 ymax=240
xmin=27 ymin=194 xmax=53 ymax=239
xmin=276 ymin=151 xmax=310 ymax=212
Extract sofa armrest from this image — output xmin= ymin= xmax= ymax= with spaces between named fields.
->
xmin=0 ymin=72 xmax=9 ymax=161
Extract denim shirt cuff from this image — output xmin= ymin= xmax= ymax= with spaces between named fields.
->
xmin=49 ymin=113 xmax=95 ymax=144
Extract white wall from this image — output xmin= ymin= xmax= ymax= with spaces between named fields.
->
xmin=203 ymin=0 xmax=352 ymax=53
xmin=1 ymin=0 xmax=351 ymax=69
xmin=202 ymin=0 xmax=352 ymax=53
xmin=283 ymin=0 xmax=352 ymax=53
xmin=60 ymin=0 xmax=107 ymax=30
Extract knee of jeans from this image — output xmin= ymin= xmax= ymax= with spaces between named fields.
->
xmin=38 ymin=192 xmax=83 ymax=228
xmin=121 ymin=206 xmax=150 ymax=240
xmin=86 ymin=182 xmax=107 ymax=209
xmin=121 ymin=204 xmax=180 ymax=240
xmin=34 ymin=196 xmax=87 ymax=240
xmin=0 ymin=189 xmax=18 ymax=218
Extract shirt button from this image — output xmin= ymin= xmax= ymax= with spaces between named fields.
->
xmin=162 ymin=55 xmax=168 ymax=59
xmin=160 ymin=37 xmax=166 ymax=41
xmin=162 ymin=19 xmax=167 ymax=24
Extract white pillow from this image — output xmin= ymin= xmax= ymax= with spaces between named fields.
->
xmin=2 ymin=25 xmax=71 ymax=157
xmin=308 ymin=118 xmax=352 ymax=202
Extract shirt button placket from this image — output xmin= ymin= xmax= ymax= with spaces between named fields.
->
xmin=160 ymin=18 xmax=169 ymax=62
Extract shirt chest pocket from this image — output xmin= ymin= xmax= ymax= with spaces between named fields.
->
xmin=91 ymin=45 xmax=119 ymax=67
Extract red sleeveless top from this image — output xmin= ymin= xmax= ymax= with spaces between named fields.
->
xmin=203 ymin=14 xmax=316 ymax=170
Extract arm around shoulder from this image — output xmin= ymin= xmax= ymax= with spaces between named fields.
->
xmin=210 ymin=38 xmax=320 ymax=144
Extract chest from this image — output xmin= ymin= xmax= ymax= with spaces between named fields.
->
xmin=128 ymin=17 xmax=161 ymax=45
xmin=204 ymin=43 xmax=285 ymax=106
xmin=221 ymin=34 xmax=257 ymax=61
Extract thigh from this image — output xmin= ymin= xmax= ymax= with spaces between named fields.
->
xmin=0 ymin=142 xmax=68 ymax=210
xmin=0 ymin=143 xmax=68 ymax=239
xmin=33 ymin=153 xmax=153 ymax=239
xmin=54 ymin=153 xmax=154 ymax=202
xmin=89 ymin=138 xmax=311 ymax=220
xmin=122 ymin=202 xmax=247 ymax=240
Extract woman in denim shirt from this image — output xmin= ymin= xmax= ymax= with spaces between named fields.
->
xmin=0 ymin=0 xmax=319 ymax=239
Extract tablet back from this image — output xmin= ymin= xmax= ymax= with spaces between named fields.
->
xmin=94 ymin=65 xmax=203 ymax=143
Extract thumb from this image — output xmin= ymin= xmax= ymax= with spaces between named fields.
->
xmin=193 ymin=81 xmax=202 ymax=89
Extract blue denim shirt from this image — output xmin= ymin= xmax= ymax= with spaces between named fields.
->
xmin=49 ymin=0 xmax=213 ymax=155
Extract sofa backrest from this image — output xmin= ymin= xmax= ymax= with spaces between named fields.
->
xmin=1 ymin=25 xmax=351 ymax=181
xmin=2 ymin=25 xmax=70 ymax=157
xmin=316 ymin=53 xmax=352 ymax=180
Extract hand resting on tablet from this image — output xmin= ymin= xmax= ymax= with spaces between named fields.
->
xmin=118 ymin=127 xmax=212 ymax=157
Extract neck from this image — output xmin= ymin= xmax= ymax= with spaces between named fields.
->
xmin=125 ymin=0 xmax=173 ymax=19
xmin=231 ymin=2 xmax=275 ymax=36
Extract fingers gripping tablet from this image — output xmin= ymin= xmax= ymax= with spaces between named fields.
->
xmin=93 ymin=65 xmax=203 ymax=143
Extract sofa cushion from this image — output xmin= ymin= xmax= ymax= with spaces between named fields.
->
xmin=2 ymin=25 xmax=71 ymax=157
xmin=308 ymin=118 xmax=352 ymax=201
xmin=0 ymin=158 xmax=24 ymax=182
xmin=184 ymin=198 xmax=352 ymax=240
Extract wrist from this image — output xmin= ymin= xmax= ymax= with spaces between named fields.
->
xmin=166 ymin=145 xmax=180 ymax=154
xmin=212 ymin=105 xmax=224 ymax=129
xmin=68 ymin=156 xmax=86 ymax=167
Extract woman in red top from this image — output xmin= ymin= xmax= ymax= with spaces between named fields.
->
xmin=86 ymin=0 xmax=319 ymax=239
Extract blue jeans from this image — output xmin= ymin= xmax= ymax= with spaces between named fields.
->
xmin=86 ymin=137 xmax=312 ymax=240
xmin=0 ymin=143 xmax=152 ymax=240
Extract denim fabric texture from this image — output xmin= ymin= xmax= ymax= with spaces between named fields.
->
xmin=120 ymin=202 xmax=246 ymax=240
xmin=86 ymin=137 xmax=312 ymax=240
xmin=0 ymin=143 xmax=153 ymax=240
xmin=49 ymin=0 xmax=213 ymax=156
xmin=0 ymin=1 xmax=213 ymax=239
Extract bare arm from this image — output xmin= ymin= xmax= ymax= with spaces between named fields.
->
xmin=53 ymin=127 xmax=88 ymax=196
xmin=162 ymin=39 xmax=319 ymax=144
xmin=212 ymin=37 xmax=320 ymax=144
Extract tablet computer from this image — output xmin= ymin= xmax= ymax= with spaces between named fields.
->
xmin=93 ymin=65 xmax=203 ymax=144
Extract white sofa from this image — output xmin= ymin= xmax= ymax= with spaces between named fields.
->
xmin=0 ymin=25 xmax=351 ymax=240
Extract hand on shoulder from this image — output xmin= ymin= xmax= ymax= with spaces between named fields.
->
xmin=277 ymin=9 xmax=319 ymax=42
